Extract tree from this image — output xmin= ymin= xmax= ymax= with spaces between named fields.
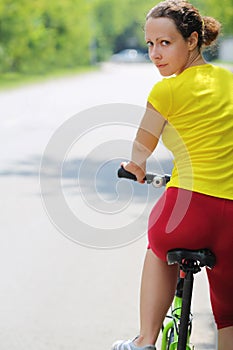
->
xmin=192 ymin=0 xmax=233 ymax=35
xmin=0 ymin=0 xmax=92 ymax=73
xmin=0 ymin=0 xmax=232 ymax=74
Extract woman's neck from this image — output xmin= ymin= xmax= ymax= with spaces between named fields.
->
xmin=185 ymin=50 xmax=206 ymax=70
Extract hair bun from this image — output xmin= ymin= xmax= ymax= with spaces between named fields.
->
xmin=202 ymin=16 xmax=221 ymax=46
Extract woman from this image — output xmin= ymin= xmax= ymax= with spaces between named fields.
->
xmin=112 ymin=1 xmax=233 ymax=349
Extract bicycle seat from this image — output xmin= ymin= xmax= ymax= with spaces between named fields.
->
xmin=167 ymin=249 xmax=216 ymax=269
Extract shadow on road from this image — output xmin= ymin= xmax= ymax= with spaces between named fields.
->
xmin=0 ymin=156 xmax=173 ymax=200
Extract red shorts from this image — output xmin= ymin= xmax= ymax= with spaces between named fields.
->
xmin=148 ymin=187 xmax=233 ymax=329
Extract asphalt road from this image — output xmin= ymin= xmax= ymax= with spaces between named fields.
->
xmin=0 ymin=63 xmax=216 ymax=349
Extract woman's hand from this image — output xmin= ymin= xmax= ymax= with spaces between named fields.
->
xmin=121 ymin=161 xmax=146 ymax=184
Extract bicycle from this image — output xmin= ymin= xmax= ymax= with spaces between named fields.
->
xmin=118 ymin=166 xmax=216 ymax=350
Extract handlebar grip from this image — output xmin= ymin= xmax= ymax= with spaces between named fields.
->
xmin=117 ymin=166 xmax=137 ymax=181
xmin=117 ymin=166 xmax=171 ymax=186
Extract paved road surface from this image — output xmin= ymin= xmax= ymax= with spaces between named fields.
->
xmin=0 ymin=63 xmax=216 ymax=349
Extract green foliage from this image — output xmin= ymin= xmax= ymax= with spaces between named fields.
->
xmin=192 ymin=0 xmax=233 ymax=34
xmin=0 ymin=0 xmax=92 ymax=73
xmin=0 ymin=0 xmax=232 ymax=74
xmin=91 ymin=0 xmax=160 ymax=60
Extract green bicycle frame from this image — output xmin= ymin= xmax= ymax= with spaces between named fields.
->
xmin=161 ymin=295 xmax=192 ymax=350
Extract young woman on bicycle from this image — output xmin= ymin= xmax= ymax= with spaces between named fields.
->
xmin=112 ymin=1 xmax=233 ymax=349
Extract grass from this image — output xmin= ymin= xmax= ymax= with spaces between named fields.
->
xmin=0 ymin=65 xmax=99 ymax=91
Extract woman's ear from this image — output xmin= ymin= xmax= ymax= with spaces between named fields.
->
xmin=188 ymin=31 xmax=199 ymax=50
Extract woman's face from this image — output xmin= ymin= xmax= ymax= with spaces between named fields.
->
xmin=145 ymin=17 xmax=193 ymax=76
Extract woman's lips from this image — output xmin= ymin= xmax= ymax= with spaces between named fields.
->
xmin=156 ymin=64 xmax=168 ymax=68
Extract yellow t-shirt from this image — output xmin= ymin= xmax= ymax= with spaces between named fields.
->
xmin=148 ymin=64 xmax=233 ymax=200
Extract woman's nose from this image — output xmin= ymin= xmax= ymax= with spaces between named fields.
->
xmin=150 ymin=46 xmax=161 ymax=60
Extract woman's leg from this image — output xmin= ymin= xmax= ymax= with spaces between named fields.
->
xmin=218 ymin=326 xmax=233 ymax=350
xmin=134 ymin=249 xmax=178 ymax=347
xmin=206 ymin=198 xmax=233 ymax=348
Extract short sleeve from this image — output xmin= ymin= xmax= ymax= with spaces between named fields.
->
xmin=147 ymin=78 xmax=172 ymax=120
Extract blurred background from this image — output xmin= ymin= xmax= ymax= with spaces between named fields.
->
xmin=0 ymin=0 xmax=232 ymax=85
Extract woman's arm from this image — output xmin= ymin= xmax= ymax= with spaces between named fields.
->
xmin=123 ymin=102 xmax=166 ymax=183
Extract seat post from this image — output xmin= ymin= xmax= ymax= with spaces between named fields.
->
xmin=167 ymin=248 xmax=216 ymax=350
xmin=177 ymin=269 xmax=194 ymax=350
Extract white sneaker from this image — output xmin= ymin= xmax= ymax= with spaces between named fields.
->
xmin=111 ymin=337 xmax=156 ymax=350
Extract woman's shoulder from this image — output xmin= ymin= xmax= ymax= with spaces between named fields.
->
xmin=183 ymin=63 xmax=232 ymax=78
xmin=149 ymin=63 xmax=232 ymax=97
xmin=166 ymin=64 xmax=232 ymax=91
xmin=207 ymin=63 xmax=233 ymax=76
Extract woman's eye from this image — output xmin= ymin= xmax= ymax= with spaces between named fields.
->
xmin=146 ymin=41 xmax=153 ymax=47
xmin=161 ymin=40 xmax=170 ymax=46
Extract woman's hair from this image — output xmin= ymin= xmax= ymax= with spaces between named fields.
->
xmin=146 ymin=0 xmax=221 ymax=48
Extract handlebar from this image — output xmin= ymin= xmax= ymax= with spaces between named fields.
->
xmin=117 ymin=166 xmax=170 ymax=188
